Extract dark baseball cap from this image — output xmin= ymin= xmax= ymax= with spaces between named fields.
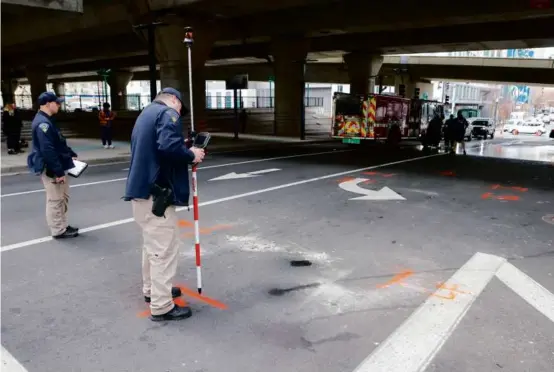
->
xmin=38 ymin=92 xmax=64 ymax=106
xmin=160 ymin=87 xmax=182 ymax=103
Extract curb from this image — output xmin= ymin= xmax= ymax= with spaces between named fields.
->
xmin=1 ymin=139 xmax=335 ymax=175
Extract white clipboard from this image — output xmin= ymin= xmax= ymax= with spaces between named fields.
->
xmin=67 ymin=159 xmax=88 ymax=178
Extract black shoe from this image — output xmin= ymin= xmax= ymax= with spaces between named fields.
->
xmin=150 ymin=304 xmax=192 ymax=321
xmin=66 ymin=225 xmax=79 ymax=233
xmin=144 ymin=287 xmax=182 ymax=303
xmin=53 ymin=228 xmax=79 ymax=239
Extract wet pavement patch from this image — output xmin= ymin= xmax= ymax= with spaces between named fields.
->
xmin=268 ymin=283 xmax=321 ymax=296
xmin=290 ymin=260 xmax=312 ymax=267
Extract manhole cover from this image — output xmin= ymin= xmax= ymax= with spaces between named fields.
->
xmin=542 ymin=214 xmax=554 ymax=225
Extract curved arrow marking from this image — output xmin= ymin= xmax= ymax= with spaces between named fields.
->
xmin=339 ymin=178 xmax=406 ymax=201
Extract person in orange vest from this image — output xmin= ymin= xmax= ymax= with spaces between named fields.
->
xmin=98 ymin=102 xmax=116 ymax=148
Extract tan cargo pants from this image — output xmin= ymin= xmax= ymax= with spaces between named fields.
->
xmin=132 ymin=197 xmax=180 ymax=316
xmin=41 ymin=173 xmax=70 ymax=236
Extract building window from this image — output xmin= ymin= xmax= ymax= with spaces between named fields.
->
xmin=216 ymin=92 xmax=222 ymax=109
xmin=337 ymin=85 xmax=343 ymax=92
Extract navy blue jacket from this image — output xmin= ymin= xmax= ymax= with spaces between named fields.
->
xmin=27 ymin=111 xmax=77 ymax=177
xmin=124 ymin=101 xmax=195 ymax=206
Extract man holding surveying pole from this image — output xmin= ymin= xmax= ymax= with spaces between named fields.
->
xmin=124 ymin=27 xmax=207 ymax=321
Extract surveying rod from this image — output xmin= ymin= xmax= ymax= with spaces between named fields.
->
xmin=183 ymin=26 xmax=203 ymax=294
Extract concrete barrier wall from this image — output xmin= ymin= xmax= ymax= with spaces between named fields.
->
xmin=14 ymin=108 xmax=331 ymax=140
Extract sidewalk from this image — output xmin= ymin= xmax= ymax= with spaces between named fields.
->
xmin=1 ymin=133 xmax=333 ymax=174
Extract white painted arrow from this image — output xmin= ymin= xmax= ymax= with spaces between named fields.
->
xmin=208 ymin=168 xmax=281 ymax=181
xmin=339 ymin=177 xmax=406 ymax=201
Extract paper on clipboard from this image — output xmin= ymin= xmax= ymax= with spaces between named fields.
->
xmin=67 ymin=159 xmax=88 ymax=178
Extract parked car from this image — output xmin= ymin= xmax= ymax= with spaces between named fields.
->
xmin=469 ymin=117 xmax=495 ymax=139
xmin=508 ymin=119 xmax=547 ymax=135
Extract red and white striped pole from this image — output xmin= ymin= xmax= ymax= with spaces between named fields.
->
xmin=184 ymin=27 xmax=203 ymax=294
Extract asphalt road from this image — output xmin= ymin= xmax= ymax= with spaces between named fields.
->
xmin=1 ymin=139 xmax=553 ymax=372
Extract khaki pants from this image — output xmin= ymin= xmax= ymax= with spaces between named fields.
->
xmin=132 ymin=197 xmax=180 ymax=315
xmin=41 ymin=173 xmax=70 ymax=236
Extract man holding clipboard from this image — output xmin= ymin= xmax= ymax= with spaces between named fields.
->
xmin=27 ymin=92 xmax=84 ymax=239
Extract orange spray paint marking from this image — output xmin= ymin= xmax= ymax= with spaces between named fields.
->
xmin=490 ymin=184 xmax=501 ymax=190
xmin=178 ymin=219 xmax=194 ymax=228
xmin=337 ymin=176 xmax=356 ymax=183
xmin=382 ymin=173 xmax=396 ymax=178
xmin=496 ymin=195 xmax=520 ymax=201
xmin=182 ymin=224 xmax=232 ymax=238
xmin=377 ymin=270 xmax=414 ymax=289
xmin=510 ymin=187 xmax=528 ymax=192
xmin=440 ymin=171 xmax=456 ymax=177
xmin=363 ymin=172 xmax=379 ymax=176
xmin=481 ymin=192 xmax=494 ymax=200
xmin=176 ymin=285 xmax=228 ymax=310
xmin=432 ymin=283 xmax=471 ymax=300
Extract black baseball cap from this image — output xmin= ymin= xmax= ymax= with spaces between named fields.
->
xmin=160 ymin=87 xmax=182 ymax=103
xmin=38 ymin=92 xmax=64 ymax=106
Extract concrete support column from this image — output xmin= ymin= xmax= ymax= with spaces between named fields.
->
xmin=272 ymin=35 xmax=308 ymax=137
xmin=26 ymin=66 xmax=47 ymax=109
xmin=107 ymin=70 xmax=133 ymax=110
xmin=1 ymin=78 xmax=18 ymax=105
xmin=155 ymin=24 xmax=217 ymax=128
xmin=343 ymin=52 xmax=383 ymax=95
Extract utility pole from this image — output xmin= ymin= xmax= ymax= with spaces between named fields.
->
xmin=133 ymin=22 xmax=166 ymax=101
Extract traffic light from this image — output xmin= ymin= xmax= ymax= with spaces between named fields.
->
xmin=445 ymin=95 xmax=450 ymax=104
xmin=414 ymin=87 xmax=420 ymax=99
xmin=398 ymin=84 xmax=406 ymax=98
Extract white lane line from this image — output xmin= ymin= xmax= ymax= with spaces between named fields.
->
xmin=1 ymin=178 xmax=128 ymax=198
xmin=353 ymin=252 xmax=506 ymax=372
xmin=1 ymin=346 xmax=28 ymax=372
xmin=0 ymin=153 xmax=441 ymax=252
xmin=0 ymin=149 xmax=350 ymax=198
xmin=496 ymin=261 xmax=554 ymax=323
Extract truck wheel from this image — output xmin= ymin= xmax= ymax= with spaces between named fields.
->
xmin=512 ymin=129 xmax=519 ymax=135
xmin=482 ymin=133 xmax=487 ymax=140
xmin=490 ymin=132 xmax=494 ymax=139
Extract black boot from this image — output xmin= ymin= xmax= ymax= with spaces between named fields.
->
xmin=144 ymin=287 xmax=182 ymax=303
xmin=53 ymin=228 xmax=79 ymax=239
xmin=150 ymin=304 xmax=192 ymax=321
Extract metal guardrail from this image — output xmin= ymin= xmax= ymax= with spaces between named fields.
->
xmin=13 ymin=94 xmax=324 ymax=112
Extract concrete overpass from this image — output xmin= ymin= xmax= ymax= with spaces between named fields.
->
xmin=18 ymin=55 xmax=554 ymax=87
xmin=3 ymin=0 xmax=554 ymax=136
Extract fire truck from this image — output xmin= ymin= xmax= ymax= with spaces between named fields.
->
xmin=331 ymin=92 xmax=444 ymax=145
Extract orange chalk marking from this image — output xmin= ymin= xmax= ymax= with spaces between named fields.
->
xmin=181 ymin=224 xmax=232 ymax=238
xmin=377 ymin=269 xmax=414 ymax=288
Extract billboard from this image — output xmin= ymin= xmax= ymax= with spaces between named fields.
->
xmin=506 ymin=49 xmax=535 ymax=58
xmin=510 ymin=85 xmax=530 ymax=104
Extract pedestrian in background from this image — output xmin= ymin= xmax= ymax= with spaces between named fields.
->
xmin=2 ymin=99 xmax=24 ymax=155
xmin=98 ymin=102 xmax=115 ymax=149
xmin=27 ymin=92 xmax=79 ymax=239
xmin=124 ymin=87 xmax=205 ymax=321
